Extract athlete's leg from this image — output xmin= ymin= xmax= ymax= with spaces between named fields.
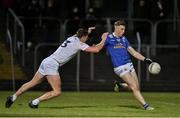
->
xmin=120 ymin=72 xmax=146 ymax=105
xmin=130 ymin=71 xmax=140 ymax=91
xmin=117 ymin=82 xmax=129 ymax=89
xmin=35 ymin=75 xmax=61 ymax=102
xmin=114 ymin=81 xmax=129 ymax=92
xmin=130 ymin=71 xmax=154 ymax=110
xmin=5 ymin=71 xmax=44 ymax=108
xmin=15 ymin=71 xmax=45 ymax=96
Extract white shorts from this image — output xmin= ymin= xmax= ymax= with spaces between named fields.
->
xmin=38 ymin=57 xmax=59 ymax=76
xmin=114 ymin=62 xmax=135 ymax=77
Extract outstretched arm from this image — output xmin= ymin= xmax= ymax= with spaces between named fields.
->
xmin=127 ymin=47 xmax=153 ymax=64
xmin=85 ymin=32 xmax=108 ymax=53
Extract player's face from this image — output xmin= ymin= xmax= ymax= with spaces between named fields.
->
xmin=114 ymin=25 xmax=125 ymax=37
xmin=80 ymin=35 xmax=88 ymax=42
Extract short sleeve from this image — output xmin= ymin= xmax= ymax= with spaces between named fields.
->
xmin=77 ymin=41 xmax=90 ymax=51
xmin=124 ymin=37 xmax=131 ymax=48
xmin=105 ymin=35 xmax=110 ymax=46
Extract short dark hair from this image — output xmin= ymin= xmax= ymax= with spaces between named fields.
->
xmin=114 ymin=20 xmax=126 ymax=27
xmin=76 ymin=28 xmax=88 ymax=38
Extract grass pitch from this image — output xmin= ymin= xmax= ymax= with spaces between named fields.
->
xmin=0 ymin=91 xmax=180 ymax=117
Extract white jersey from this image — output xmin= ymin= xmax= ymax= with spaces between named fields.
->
xmin=50 ymin=36 xmax=89 ymax=66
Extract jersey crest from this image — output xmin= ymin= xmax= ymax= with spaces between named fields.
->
xmin=108 ymin=34 xmax=114 ymax=38
xmin=122 ymin=36 xmax=126 ymax=42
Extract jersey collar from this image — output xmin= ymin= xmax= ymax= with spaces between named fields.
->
xmin=113 ymin=32 xmax=125 ymax=39
xmin=113 ymin=32 xmax=122 ymax=38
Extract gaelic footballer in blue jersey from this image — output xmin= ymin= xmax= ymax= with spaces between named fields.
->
xmin=105 ymin=20 xmax=154 ymax=110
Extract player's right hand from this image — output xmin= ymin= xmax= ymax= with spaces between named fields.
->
xmin=101 ymin=32 xmax=108 ymax=41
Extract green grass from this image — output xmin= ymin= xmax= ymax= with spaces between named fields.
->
xmin=0 ymin=91 xmax=180 ymax=117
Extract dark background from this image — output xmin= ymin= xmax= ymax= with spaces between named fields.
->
xmin=0 ymin=0 xmax=180 ymax=92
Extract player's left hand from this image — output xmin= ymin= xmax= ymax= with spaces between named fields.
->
xmin=144 ymin=58 xmax=153 ymax=64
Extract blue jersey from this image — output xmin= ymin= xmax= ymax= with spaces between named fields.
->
xmin=105 ymin=33 xmax=132 ymax=68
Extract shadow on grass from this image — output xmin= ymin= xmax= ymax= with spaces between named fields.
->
xmin=117 ymin=105 xmax=141 ymax=110
xmin=41 ymin=105 xmax=96 ymax=109
xmin=41 ymin=104 xmax=141 ymax=110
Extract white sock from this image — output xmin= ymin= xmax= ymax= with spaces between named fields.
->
xmin=32 ymin=99 xmax=40 ymax=105
xmin=12 ymin=94 xmax=17 ymax=102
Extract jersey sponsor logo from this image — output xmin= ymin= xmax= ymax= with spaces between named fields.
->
xmin=114 ymin=43 xmax=125 ymax=49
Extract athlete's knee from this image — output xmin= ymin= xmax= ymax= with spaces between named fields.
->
xmin=53 ymin=90 xmax=61 ymax=97
xmin=22 ymin=81 xmax=32 ymax=88
xmin=129 ymin=84 xmax=139 ymax=92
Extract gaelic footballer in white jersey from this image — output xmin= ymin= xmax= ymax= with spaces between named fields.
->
xmin=38 ymin=36 xmax=90 ymax=76
xmin=50 ymin=36 xmax=90 ymax=66
xmin=5 ymin=28 xmax=108 ymax=108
